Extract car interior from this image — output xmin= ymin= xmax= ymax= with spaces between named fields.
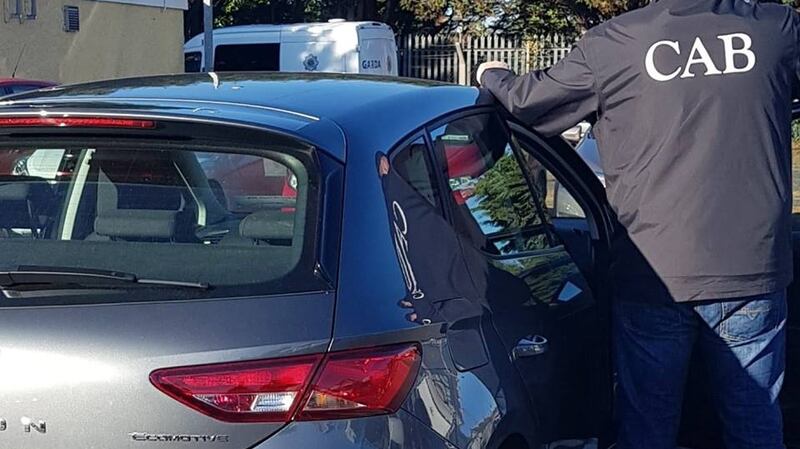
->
xmin=0 ymin=145 xmax=311 ymax=293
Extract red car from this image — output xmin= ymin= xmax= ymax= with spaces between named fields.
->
xmin=0 ymin=78 xmax=56 ymax=96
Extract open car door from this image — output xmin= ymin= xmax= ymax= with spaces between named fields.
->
xmin=501 ymin=119 xmax=616 ymax=447
xmin=779 ymin=104 xmax=800 ymax=448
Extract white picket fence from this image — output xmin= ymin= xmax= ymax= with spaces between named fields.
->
xmin=398 ymin=34 xmax=573 ymax=85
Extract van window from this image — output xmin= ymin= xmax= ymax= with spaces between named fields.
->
xmin=185 ymin=51 xmax=202 ymax=73
xmin=0 ymin=142 xmax=326 ymax=305
xmin=214 ymin=44 xmax=280 ymax=72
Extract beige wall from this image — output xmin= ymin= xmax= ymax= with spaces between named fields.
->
xmin=0 ymin=0 xmax=184 ymax=84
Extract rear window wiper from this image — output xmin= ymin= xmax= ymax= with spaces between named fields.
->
xmin=0 ymin=266 xmax=210 ymax=291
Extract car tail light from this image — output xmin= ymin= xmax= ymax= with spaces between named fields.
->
xmin=150 ymin=344 xmax=421 ymax=423
xmin=298 ymin=344 xmax=421 ymax=420
xmin=0 ymin=117 xmax=156 ymax=129
xmin=150 ymin=355 xmax=322 ymax=423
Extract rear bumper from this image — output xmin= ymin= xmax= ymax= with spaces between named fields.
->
xmin=252 ymin=409 xmax=456 ymax=449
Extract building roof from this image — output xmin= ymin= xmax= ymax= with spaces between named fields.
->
xmin=95 ymin=0 xmax=187 ymax=10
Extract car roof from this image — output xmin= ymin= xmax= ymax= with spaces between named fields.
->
xmin=0 ymin=73 xmax=482 ymax=161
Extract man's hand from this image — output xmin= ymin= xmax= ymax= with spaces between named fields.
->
xmin=476 ymin=61 xmax=510 ymax=86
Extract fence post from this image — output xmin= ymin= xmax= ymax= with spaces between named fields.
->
xmin=465 ymin=35 xmax=472 ymax=85
xmin=404 ymin=34 xmax=411 ymax=77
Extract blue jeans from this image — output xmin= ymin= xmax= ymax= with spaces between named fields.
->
xmin=613 ymin=289 xmax=787 ymax=449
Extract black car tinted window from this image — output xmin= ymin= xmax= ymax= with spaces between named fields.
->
xmin=430 ymin=113 xmax=552 ymax=256
xmin=0 ymin=141 xmax=326 ymax=305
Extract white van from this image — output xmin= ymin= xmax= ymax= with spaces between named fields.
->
xmin=184 ymin=20 xmax=398 ymax=76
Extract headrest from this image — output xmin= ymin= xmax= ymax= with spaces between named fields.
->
xmin=0 ymin=182 xmax=31 ymax=201
xmin=239 ymin=210 xmax=294 ymax=241
xmin=94 ymin=210 xmax=176 ymax=240
xmin=0 ymin=177 xmax=53 ymax=202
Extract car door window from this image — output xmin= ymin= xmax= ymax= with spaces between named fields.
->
xmin=430 ymin=113 xmax=552 ymax=256
xmin=516 ymin=150 xmax=587 ymax=219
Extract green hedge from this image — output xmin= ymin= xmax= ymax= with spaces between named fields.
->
xmin=794 ymin=121 xmax=800 ymax=145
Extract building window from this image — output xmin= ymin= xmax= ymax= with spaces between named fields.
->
xmin=63 ymin=5 xmax=79 ymax=32
xmin=5 ymin=0 xmax=36 ymax=22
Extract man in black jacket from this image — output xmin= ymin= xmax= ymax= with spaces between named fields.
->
xmin=479 ymin=0 xmax=797 ymax=448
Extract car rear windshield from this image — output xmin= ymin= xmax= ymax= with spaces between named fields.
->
xmin=0 ymin=140 xmax=328 ymax=305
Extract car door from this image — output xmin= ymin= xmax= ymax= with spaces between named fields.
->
xmin=427 ymin=110 xmax=614 ymax=446
xmin=778 ymin=108 xmax=800 ymax=449
xmin=380 ymin=133 xmax=540 ymax=448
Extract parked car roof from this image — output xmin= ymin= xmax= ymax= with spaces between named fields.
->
xmin=0 ymin=73 xmax=481 ymax=162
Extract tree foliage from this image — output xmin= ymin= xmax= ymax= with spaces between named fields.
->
xmin=474 ymin=154 xmax=538 ymax=231
xmin=185 ymin=0 xmax=423 ymax=39
xmin=185 ymin=0 xmax=799 ymax=42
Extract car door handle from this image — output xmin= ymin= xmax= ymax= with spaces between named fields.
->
xmin=513 ymin=335 xmax=549 ymax=359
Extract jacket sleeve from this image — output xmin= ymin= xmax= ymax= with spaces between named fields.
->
xmin=481 ymin=41 xmax=599 ymax=137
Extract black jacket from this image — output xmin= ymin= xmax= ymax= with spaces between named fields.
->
xmin=482 ymin=0 xmax=799 ymax=301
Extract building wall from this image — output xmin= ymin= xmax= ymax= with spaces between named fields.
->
xmin=0 ymin=0 xmax=185 ymax=84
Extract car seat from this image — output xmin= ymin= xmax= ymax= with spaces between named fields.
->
xmin=86 ymin=151 xmax=197 ymax=243
xmin=0 ymin=175 xmax=55 ymax=238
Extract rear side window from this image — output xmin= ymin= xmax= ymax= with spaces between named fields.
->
xmin=0 ymin=141 xmax=326 ymax=305
xmin=215 ymin=44 xmax=280 ymax=72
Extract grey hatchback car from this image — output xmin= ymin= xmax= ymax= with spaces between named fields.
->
xmin=0 ymin=74 xmax=619 ymax=449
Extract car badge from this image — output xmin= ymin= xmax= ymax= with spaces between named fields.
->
xmin=303 ymin=54 xmax=319 ymax=71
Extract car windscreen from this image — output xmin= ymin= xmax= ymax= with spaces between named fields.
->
xmin=0 ymin=140 xmax=327 ymax=305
